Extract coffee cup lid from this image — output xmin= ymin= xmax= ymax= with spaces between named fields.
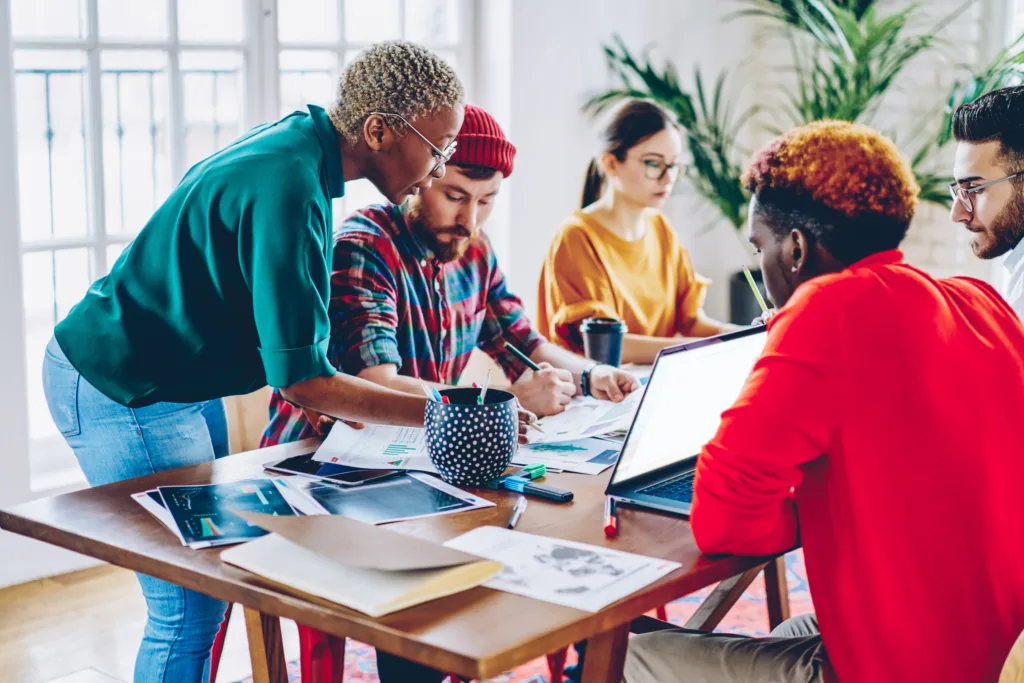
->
xmin=581 ymin=317 xmax=627 ymax=332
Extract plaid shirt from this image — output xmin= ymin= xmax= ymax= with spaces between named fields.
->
xmin=261 ymin=203 xmax=546 ymax=446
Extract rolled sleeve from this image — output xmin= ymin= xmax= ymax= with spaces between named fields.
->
xmin=240 ymin=173 xmax=337 ymax=389
xmin=259 ymin=338 xmax=335 ymax=389
xmin=329 ymin=228 xmax=404 ymax=375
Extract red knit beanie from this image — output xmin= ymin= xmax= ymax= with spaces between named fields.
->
xmin=448 ymin=104 xmax=516 ymax=178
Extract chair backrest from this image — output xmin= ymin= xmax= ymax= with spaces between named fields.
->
xmin=1001 ymin=628 xmax=1024 ymax=683
xmin=222 ymin=386 xmax=273 ymax=454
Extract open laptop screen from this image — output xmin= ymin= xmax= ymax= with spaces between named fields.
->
xmin=610 ymin=328 xmax=768 ymax=486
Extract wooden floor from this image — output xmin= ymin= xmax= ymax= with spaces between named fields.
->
xmin=0 ymin=564 xmax=300 ymax=683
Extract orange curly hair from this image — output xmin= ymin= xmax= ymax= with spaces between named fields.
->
xmin=743 ymin=121 xmax=919 ymax=222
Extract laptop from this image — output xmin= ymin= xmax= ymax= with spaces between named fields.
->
xmin=605 ymin=326 xmax=768 ymax=516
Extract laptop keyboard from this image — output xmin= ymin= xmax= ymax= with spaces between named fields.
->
xmin=639 ymin=472 xmax=695 ymax=503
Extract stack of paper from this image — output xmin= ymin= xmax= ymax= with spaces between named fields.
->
xmin=513 ymin=437 xmax=623 ymax=475
xmin=221 ymin=512 xmax=503 ymax=617
xmin=274 ymin=473 xmax=494 ymax=524
xmin=132 ymin=479 xmax=298 ymax=549
xmin=312 ymin=422 xmax=436 ymax=473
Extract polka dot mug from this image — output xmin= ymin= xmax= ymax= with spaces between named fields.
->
xmin=425 ymin=388 xmax=519 ymax=486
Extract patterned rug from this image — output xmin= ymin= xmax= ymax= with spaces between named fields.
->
xmin=237 ymin=551 xmax=811 ymax=683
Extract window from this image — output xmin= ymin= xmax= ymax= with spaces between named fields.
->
xmin=2 ymin=0 xmax=472 ymax=491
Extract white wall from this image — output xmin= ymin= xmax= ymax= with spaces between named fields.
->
xmin=490 ymin=0 xmax=1009 ymax=321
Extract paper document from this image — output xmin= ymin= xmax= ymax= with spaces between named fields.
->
xmin=274 ymin=473 xmax=494 ymax=524
xmin=444 ymin=527 xmax=680 ymax=612
xmin=513 ymin=437 xmax=622 ymax=475
xmin=312 ymin=422 xmax=436 ymax=473
xmin=529 ymin=390 xmax=644 ymax=445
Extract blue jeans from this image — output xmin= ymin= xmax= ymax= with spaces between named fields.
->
xmin=42 ymin=337 xmax=229 ymax=683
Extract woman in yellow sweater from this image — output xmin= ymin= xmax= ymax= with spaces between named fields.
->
xmin=537 ymin=99 xmax=735 ymax=364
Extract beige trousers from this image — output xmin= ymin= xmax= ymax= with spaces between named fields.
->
xmin=624 ymin=613 xmax=830 ymax=683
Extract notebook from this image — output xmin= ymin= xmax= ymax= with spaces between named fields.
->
xmin=220 ymin=512 xmax=503 ymax=618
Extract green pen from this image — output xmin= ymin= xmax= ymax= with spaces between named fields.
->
xmin=742 ymin=266 xmax=769 ymax=314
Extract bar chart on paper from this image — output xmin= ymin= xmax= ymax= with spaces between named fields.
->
xmin=313 ymin=423 xmax=438 ymax=473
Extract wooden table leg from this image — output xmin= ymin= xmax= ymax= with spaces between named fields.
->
xmin=580 ymin=622 xmax=630 ymax=683
xmin=763 ymin=555 xmax=791 ymax=631
xmin=243 ymin=607 xmax=288 ymax=683
xmin=683 ymin=564 xmax=765 ymax=631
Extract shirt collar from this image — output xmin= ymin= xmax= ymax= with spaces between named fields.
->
xmin=307 ymin=105 xmax=345 ymax=199
xmin=1004 ymin=237 xmax=1024 ymax=274
xmin=846 ymin=249 xmax=905 ymax=269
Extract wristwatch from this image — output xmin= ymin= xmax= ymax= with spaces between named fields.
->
xmin=581 ymin=365 xmax=601 ymax=398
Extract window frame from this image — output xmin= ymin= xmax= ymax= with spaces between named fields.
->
xmin=1 ymin=0 xmax=475 ymax=496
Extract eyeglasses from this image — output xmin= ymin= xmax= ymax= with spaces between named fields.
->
xmin=638 ymin=157 xmax=682 ymax=182
xmin=948 ymin=171 xmax=1024 ymax=213
xmin=369 ymin=111 xmax=458 ymax=176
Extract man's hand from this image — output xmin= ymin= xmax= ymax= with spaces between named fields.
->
xmin=751 ymin=309 xmax=778 ymax=326
xmin=300 ymin=406 xmax=364 ymax=437
xmin=510 ymin=362 xmax=576 ymax=416
xmin=588 ymin=366 xmax=641 ymax=402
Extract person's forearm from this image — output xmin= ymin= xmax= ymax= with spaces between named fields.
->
xmin=281 ymin=373 xmax=428 ymax=427
xmin=531 ymin=342 xmax=594 ymax=390
xmin=621 ymin=334 xmax=687 ymax=365
xmin=366 ymin=373 xmax=449 ymax=397
xmin=680 ymin=311 xmax=742 ymax=338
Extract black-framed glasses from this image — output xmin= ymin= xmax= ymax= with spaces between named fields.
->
xmin=369 ymin=111 xmax=458 ymax=176
xmin=948 ymin=171 xmax=1024 ymax=213
xmin=639 ymin=157 xmax=682 ymax=181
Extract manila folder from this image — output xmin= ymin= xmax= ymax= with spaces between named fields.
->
xmin=220 ymin=511 xmax=502 ymax=617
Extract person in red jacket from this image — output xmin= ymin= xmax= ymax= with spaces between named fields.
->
xmin=624 ymin=120 xmax=1024 ymax=683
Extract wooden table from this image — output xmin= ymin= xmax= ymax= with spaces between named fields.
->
xmin=0 ymin=440 xmax=786 ymax=683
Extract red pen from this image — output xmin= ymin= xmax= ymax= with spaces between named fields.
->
xmin=604 ymin=497 xmax=618 ymax=538
xmin=441 ymin=396 xmax=450 ymax=404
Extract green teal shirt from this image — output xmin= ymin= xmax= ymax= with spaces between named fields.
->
xmin=54 ymin=105 xmax=344 ymax=407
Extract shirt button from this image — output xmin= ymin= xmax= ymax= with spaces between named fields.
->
xmin=420 ymin=259 xmax=427 ymax=267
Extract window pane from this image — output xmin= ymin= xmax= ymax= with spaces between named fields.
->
xmin=179 ymin=0 xmax=245 ymax=42
xmin=54 ymin=248 xmax=93 ymax=321
xmin=98 ymin=0 xmax=168 ymax=40
xmin=345 ymin=0 xmax=400 ymax=43
xmin=101 ymin=51 xmax=172 ymax=235
xmin=14 ymin=51 xmax=90 ymax=243
xmin=11 ymin=0 xmax=86 ymax=39
xmin=405 ymin=0 xmax=459 ymax=44
xmin=22 ymin=251 xmax=56 ymax=442
xmin=107 ymin=242 xmax=130 ymax=272
xmin=278 ymin=0 xmax=338 ymax=43
xmin=181 ymin=51 xmax=245 ymax=167
xmin=341 ymin=179 xmax=386 ymax=224
xmin=279 ymin=50 xmax=337 ymax=117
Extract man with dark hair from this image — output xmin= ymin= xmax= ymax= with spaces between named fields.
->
xmin=624 ymin=121 xmax=1024 ymax=683
xmin=951 ymin=84 xmax=1024 ymax=318
xmin=262 ymin=104 xmax=640 ymax=450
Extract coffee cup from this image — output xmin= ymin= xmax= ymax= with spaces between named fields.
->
xmin=580 ymin=317 xmax=627 ymax=367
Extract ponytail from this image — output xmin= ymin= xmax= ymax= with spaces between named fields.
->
xmin=580 ymin=159 xmax=605 ymax=209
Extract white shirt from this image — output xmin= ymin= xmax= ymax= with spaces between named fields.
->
xmin=1003 ymin=238 xmax=1024 ymax=321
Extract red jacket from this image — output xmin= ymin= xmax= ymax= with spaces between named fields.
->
xmin=692 ymin=250 xmax=1024 ymax=682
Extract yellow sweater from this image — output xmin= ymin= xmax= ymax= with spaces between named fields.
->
xmin=536 ymin=209 xmax=709 ymax=352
